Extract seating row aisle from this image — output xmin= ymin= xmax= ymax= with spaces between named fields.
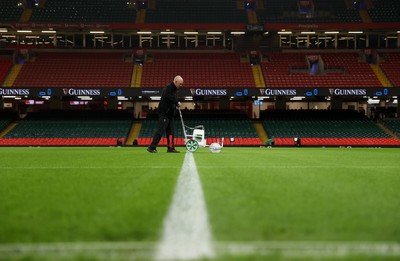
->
xmin=0 ymin=110 xmax=17 ymax=131
xmin=379 ymin=52 xmax=400 ymax=87
xmin=382 ymin=118 xmax=400 ymax=136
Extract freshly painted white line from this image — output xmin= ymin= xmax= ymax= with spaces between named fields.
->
xmin=0 ymin=166 xmax=181 ymax=169
xmin=154 ymin=152 xmax=215 ymax=261
xmin=0 ymin=165 xmax=398 ymax=170
xmin=0 ymin=241 xmax=399 ymax=260
xmin=0 ymin=242 xmax=155 ymax=261
xmin=215 ymin=241 xmax=400 ymax=257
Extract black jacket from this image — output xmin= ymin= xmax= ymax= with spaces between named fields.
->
xmin=157 ymin=82 xmax=179 ymax=117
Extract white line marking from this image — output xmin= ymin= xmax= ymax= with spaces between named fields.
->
xmin=216 ymin=241 xmax=400 ymax=258
xmin=0 ymin=166 xmax=181 ymax=169
xmin=0 ymin=166 xmax=398 ymax=170
xmin=0 ymin=241 xmax=399 ymax=260
xmin=154 ymin=152 xmax=215 ymax=261
xmin=0 ymin=242 xmax=154 ymax=261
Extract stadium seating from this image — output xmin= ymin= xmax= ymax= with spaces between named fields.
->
xmin=0 ymin=110 xmax=17 ymax=132
xmin=273 ymin=137 xmax=400 ymax=146
xmin=379 ymin=52 xmax=400 ymax=87
xmin=1 ymin=110 xmax=132 ymax=146
xmin=0 ymin=0 xmax=24 ymax=22
xmin=136 ymin=136 xmax=261 ymax=147
xmin=12 ymin=52 xmax=133 ymax=88
xmin=0 ymin=57 xmax=12 ymax=84
xmin=138 ymin=110 xmax=263 ymax=146
xmin=258 ymin=0 xmax=361 ymax=24
xmin=0 ymin=137 xmax=123 ymax=146
xmin=145 ymin=0 xmax=247 ymax=24
xmin=30 ymin=0 xmax=137 ymax=23
xmin=141 ymin=52 xmax=255 ymax=88
xmin=262 ymin=52 xmax=382 ymax=88
xmin=262 ymin=109 xmax=400 ymax=147
xmin=382 ymin=118 xmax=400 ymax=136
xmin=368 ymin=0 xmax=400 ymax=22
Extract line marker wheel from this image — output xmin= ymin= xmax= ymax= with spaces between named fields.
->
xmin=186 ymin=139 xmax=199 ymax=152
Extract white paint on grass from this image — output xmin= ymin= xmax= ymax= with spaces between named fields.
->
xmin=154 ymin=152 xmax=215 ymax=261
xmin=1 ymin=165 xmax=398 ymax=170
xmin=215 ymin=241 xmax=400 ymax=258
xmin=1 ymin=241 xmax=400 ymax=260
xmin=0 ymin=242 xmax=154 ymax=261
xmin=0 ymin=166 xmax=181 ymax=169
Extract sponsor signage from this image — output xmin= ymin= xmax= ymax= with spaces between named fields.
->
xmin=189 ymin=88 xmax=228 ymax=96
xmin=257 ymin=88 xmax=394 ymax=97
xmin=259 ymin=88 xmax=297 ymax=96
xmin=62 ymin=88 xmax=102 ymax=96
xmin=0 ymin=87 xmax=398 ymax=98
xmin=328 ymin=88 xmax=367 ymax=96
xmin=0 ymin=88 xmax=30 ymax=96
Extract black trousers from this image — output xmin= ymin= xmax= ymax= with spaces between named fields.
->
xmin=149 ymin=115 xmax=175 ymax=149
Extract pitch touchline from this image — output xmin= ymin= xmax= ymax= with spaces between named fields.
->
xmin=216 ymin=241 xmax=400 ymax=257
xmin=0 ymin=241 xmax=399 ymax=259
xmin=154 ymin=152 xmax=215 ymax=261
xmin=0 ymin=166 xmax=181 ymax=169
xmin=0 ymin=166 xmax=397 ymax=170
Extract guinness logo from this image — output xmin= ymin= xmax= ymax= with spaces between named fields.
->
xmin=63 ymin=88 xmax=69 ymax=95
xmin=329 ymin=89 xmax=334 ymax=95
xmin=190 ymin=88 xmax=196 ymax=96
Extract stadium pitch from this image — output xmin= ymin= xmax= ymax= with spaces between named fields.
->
xmin=0 ymin=147 xmax=399 ymax=261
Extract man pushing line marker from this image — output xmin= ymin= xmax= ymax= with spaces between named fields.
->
xmin=147 ymin=75 xmax=183 ymax=153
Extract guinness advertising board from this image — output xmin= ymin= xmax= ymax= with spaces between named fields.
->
xmin=0 ymin=87 xmax=399 ymax=98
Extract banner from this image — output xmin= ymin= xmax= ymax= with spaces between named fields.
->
xmin=0 ymin=87 xmax=399 ymax=98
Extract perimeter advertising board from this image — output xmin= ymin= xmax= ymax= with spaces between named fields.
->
xmin=0 ymin=87 xmax=399 ymax=98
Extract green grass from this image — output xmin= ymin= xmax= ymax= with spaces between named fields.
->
xmin=0 ymin=147 xmax=184 ymax=243
xmin=197 ymin=148 xmax=400 ymax=242
xmin=0 ymin=147 xmax=399 ymax=261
